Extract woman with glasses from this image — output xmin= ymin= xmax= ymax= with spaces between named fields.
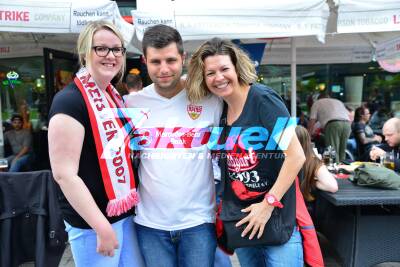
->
xmin=352 ymin=106 xmax=382 ymax=161
xmin=48 ymin=21 xmax=144 ymax=267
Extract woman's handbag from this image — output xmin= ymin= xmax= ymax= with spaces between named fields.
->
xmin=216 ymin=179 xmax=292 ymax=251
xmin=218 ymin=206 xmax=291 ymax=251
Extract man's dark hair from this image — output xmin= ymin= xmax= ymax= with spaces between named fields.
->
xmin=318 ymin=92 xmax=330 ymax=99
xmin=11 ymin=114 xmax=23 ymax=122
xmin=142 ymin=24 xmax=184 ymax=57
xmin=125 ymin=74 xmax=143 ymax=90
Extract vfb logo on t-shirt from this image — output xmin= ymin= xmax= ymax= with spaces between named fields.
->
xmin=187 ymin=104 xmax=202 ymax=120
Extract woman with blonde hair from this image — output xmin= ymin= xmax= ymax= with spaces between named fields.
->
xmin=295 ymin=125 xmax=338 ymax=201
xmin=187 ymin=38 xmax=306 ymax=266
xmin=48 ymin=20 xmax=144 ymax=266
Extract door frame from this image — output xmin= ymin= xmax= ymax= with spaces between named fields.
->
xmin=43 ymin=48 xmax=78 ymax=115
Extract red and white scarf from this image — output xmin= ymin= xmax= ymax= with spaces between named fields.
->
xmin=74 ymin=67 xmax=139 ymax=217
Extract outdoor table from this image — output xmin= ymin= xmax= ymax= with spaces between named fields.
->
xmin=315 ymin=179 xmax=400 ymax=267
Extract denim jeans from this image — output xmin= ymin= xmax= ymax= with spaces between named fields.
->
xmin=214 ymin=247 xmax=232 ymax=267
xmin=7 ymin=154 xmax=33 ymax=172
xmin=236 ymin=227 xmax=303 ymax=267
xmin=135 ymin=223 xmax=216 ymax=267
xmin=65 ymin=217 xmax=145 ymax=267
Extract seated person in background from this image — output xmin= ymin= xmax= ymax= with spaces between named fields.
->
xmin=345 ymin=105 xmax=357 ymax=156
xmin=352 ymin=106 xmax=382 ymax=161
xmin=298 ymin=110 xmax=309 ymax=128
xmin=369 ymin=106 xmax=390 ymax=133
xmin=295 ymin=126 xmax=338 ymax=202
xmin=4 ymin=114 xmax=34 ymax=172
xmin=370 ymin=118 xmax=400 ymax=172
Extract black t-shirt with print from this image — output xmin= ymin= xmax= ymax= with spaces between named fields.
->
xmin=352 ymin=121 xmax=379 ymax=156
xmin=49 ymin=82 xmax=133 ymax=229
xmin=220 ymin=83 xmax=296 ymax=235
xmin=352 ymin=121 xmax=376 ymax=139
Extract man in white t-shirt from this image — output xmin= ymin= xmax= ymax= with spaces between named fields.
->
xmin=126 ymin=24 xmax=222 ymax=267
xmin=308 ymin=93 xmax=351 ymax=163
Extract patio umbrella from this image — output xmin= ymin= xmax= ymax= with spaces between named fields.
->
xmin=0 ymin=0 xmax=139 ymax=58
xmin=131 ymin=0 xmax=400 ymax=117
xmin=376 ymin=35 xmax=400 ymax=73
xmin=0 ymin=0 xmax=138 ymax=156
xmin=131 ymin=0 xmax=330 ymax=117
xmin=336 ymin=0 xmax=400 ymax=34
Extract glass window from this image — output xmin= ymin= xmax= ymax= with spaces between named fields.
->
xmin=0 ymin=57 xmax=46 ymax=132
xmin=259 ymin=62 xmax=400 ymax=117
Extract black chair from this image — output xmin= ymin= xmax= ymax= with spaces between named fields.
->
xmin=0 ymin=170 xmax=67 ymax=267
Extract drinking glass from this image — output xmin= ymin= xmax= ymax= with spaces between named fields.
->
xmin=383 ymin=151 xmax=395 ymax=170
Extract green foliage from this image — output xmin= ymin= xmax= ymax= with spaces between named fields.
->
xmin=298 ymin=77 xmax=319 ymax=93
xmin=367 ymin=74 xmax=400 ymax=93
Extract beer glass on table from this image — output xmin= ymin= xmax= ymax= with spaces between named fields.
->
xmin=383 ymin=151 xmax=395 ymax=170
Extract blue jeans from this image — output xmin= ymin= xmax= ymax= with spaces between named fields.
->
xmin=135 ymin=223 xmax=216 ymax=267
xmin=7 ymin=154 xmax=33 ymax=172
xmin=65 ymin=217 xmax=145 ymax=267
xmin=214 ymin=247 xmax=232 ymax=267
xmin=236 ymin=227 xmax=303 ymax=267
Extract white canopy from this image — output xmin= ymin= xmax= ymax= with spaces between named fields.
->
xmin=132 ymin=0 xmax=330 ymax=42
xmin=0 ymin=0 xmax=138 ymax=58
xmin=130 ymin=0 xmax=400 ymax=116
xmin=376 ymin=36 xmax=400 ymax=61
xmin=182 ymin=32 xmax=398 ymax=65
xmin=131 ymin=0 xmax=332 ymax=118
xmin=375 ymin=35 xmax=400 ymax=73
xmin=131 ymin=0 xmax=400 ymax=65
xmin=336 ymin=0 xmax=400 ymax=34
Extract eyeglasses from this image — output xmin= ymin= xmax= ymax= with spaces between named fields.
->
xmin=92 ymin=46 xmax=126 ymax=57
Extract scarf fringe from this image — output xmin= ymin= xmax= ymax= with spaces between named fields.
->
xmin=106 ymin=190 xmax=140 ymax=217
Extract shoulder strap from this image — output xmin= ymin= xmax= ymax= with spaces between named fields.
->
xmin=217 ymin=102 xmax=229 ymax=197
xmin=220 ymin=101 xmax=228 ymax=126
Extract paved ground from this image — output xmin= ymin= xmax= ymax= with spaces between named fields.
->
xmin=21 ymin=234 xmax=400 ymax=267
